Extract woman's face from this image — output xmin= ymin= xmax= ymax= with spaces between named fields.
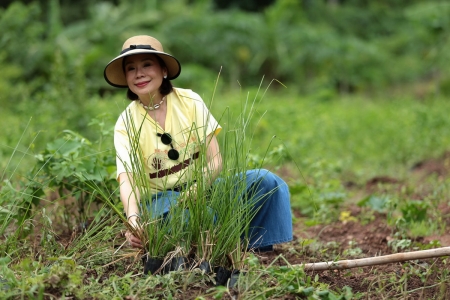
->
xmin=124 ymin=53 xmax=167 ymax=100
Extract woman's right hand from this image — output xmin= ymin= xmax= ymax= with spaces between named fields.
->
xmin=125 ymin=216 xmax=144 ymax=248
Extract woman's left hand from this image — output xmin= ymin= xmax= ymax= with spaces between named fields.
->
xmin=125 ymin=230 xmax=144 ymax=249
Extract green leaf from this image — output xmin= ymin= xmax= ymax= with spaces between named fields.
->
xmin=357 ymin=195 xmax=389 ymax=212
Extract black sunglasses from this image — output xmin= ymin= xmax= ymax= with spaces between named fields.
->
xmin=157 ymin=133 xmax=180 ymax=160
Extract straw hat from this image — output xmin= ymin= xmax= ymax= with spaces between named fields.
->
xmin=104 ymin=35 xmax=181 ymax=87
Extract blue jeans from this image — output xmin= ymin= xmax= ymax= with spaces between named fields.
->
xmin=146 ymin=169 xmax=293 ymax=249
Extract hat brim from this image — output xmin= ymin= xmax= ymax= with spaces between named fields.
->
xmin=104 ymin=49 xmax=181 ymax=88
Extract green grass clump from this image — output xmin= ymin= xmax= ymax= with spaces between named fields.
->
xmin=97 ymin=84 xmax=277 ymax=272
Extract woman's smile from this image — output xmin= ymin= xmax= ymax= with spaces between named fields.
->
xmin=135 ymin=81 xmax=150 ymax=88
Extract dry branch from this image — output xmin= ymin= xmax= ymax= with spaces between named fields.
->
xmin=296 ymin=247 xmax=450 ymax=271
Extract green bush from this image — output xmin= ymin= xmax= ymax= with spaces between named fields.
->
xmin=31 ymin=121 xmax=117 ymax=225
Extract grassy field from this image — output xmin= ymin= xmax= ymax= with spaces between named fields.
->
xmin=1 ymin=88 xmax=450 ymax=299
xmin=213 ymin=89 xmax=450 ymax=179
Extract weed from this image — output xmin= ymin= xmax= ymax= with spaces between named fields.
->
xmin=388 ymin=232 xmax=412 ymax=253
xmin=400 ymin=200 xmax=429 ymax=223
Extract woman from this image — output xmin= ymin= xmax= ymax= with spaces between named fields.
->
xmin=104 ymin=35 xmax=292 ymax=251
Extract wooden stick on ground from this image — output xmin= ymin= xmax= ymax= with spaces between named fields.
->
xmin=295 ymin=247 xmax=450 ymax=271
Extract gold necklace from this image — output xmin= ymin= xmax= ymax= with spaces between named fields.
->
xmin=139 ymin=96 xmax=166 ymax=111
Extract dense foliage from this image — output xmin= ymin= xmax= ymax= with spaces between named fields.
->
xmin=1 ymin=0 xmax=449 ymax=97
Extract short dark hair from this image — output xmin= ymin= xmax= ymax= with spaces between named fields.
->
xmin=123 ymin=55 xmax=174 ymax=100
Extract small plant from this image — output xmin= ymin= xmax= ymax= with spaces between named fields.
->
xmin=343 ymin=240 xmax=363 ymax=257
xmin=358 ymin=195 xmax=390 ymax=213
xmin=29 ymin=115 xmax=117 ymax=231
xmin=400 ymin=200 xmax=429 ymax=223
xmin=388 ymin=232 xmax=412 ymax=253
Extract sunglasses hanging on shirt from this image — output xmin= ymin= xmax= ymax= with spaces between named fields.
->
xmin=157 ymin=133 xmax=180 ymax=160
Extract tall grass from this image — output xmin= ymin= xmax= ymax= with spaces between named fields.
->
xmin=90 ymin=79 xmax=286 ymax=274
xmin=0 ymin=121 xmax=44 ymax=246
